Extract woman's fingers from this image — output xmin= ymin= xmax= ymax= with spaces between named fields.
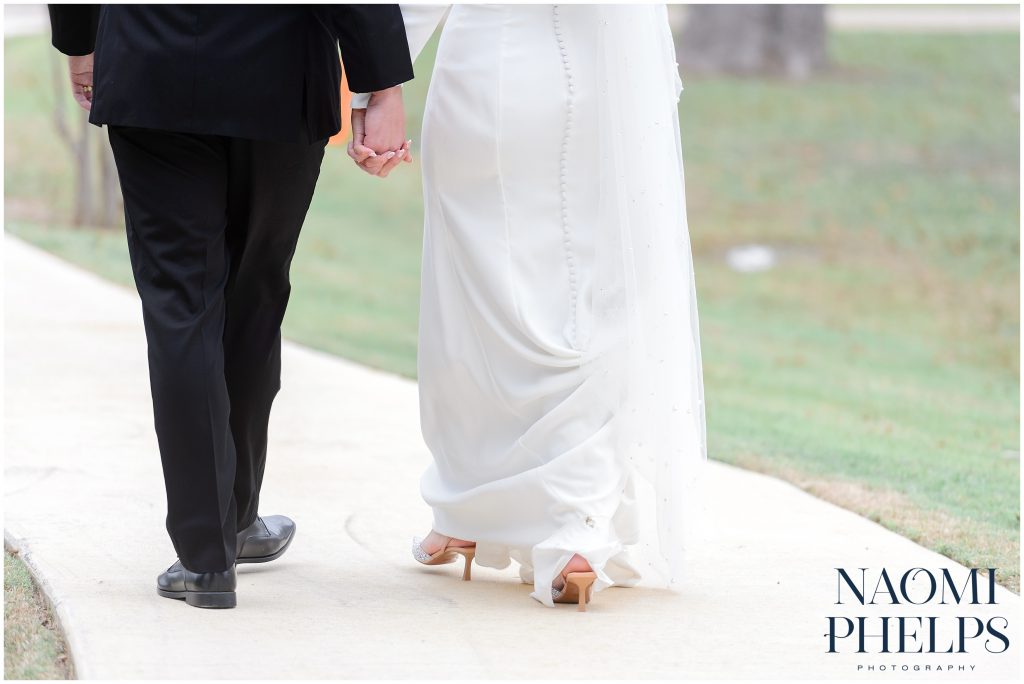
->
xmin=378 ymin=141 xmax=414 ymax=177
xmin=360 ymin=150 xmax=395 ymax=176
xmin=377 ymin=149 xmax=405 ymax=177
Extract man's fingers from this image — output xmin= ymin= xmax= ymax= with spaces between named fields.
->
xmin=71 ymin=86 xmax=92 ymax=112
xmin=350 ymin=108 xmax=366 ymax=145
xmin=350 ymin=109 xmax=384 ymax=171
xmin=348 ymin=141 xmax=376 ymax=162
xmin=65 ymin=55 xmax=94 ymax=113
xmin=348 ymin=142 xmax=370 ymax=165
xmin=69 ymin=72 xmax=93 ymax=112
xmin=355 ymin=154 xmax=380 ymax=175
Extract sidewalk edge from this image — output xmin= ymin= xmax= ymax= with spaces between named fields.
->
xmin=5 ymin=529 xmax=87 ymax=680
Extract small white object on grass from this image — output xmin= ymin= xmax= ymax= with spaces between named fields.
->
xmin=725 ymin=244 xmax=777 ymax=273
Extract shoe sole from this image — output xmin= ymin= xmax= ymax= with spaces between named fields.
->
xmin=236 ymin=527 xmax=296 ymax=565
xmin=157 ymin=588 xmax=236 ymax=609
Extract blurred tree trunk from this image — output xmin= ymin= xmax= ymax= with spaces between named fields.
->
xmin=98 ymin=132 xmax=122 ymax=227
xmin=50 ymin=50 xmax=123 ymax=228
xmin=679 ymin=4 xmax=828 ymax=80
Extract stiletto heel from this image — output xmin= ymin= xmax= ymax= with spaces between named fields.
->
xmin=459 ymin=547 xmax=475 ymax=581
xmin=552 ymin=570 xmax=598 ymax=611
xmin=412 ymin=535 xmax=476 ymax=581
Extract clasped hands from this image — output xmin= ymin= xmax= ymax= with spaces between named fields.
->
xmin=347 ymin=85 xmax=412 ymax=178
xmin=65 ymin=53 xmax=410 ymax=179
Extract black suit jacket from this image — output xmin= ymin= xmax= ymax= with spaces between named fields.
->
xmin=48 ymin=4 xmax=414 ymax=143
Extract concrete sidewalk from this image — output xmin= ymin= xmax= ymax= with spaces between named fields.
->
xmin=3 ymin=236 xmax=1019 ymax=679
xmin=827 ymin=5 xmax=1018 ymax=33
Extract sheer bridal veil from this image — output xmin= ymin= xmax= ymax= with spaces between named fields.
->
xmin=587 ymin=4 xmax=707 ymax=588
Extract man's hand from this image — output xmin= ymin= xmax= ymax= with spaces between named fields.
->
xmin=347 ymin=85 xmax=413 ymax=178
xmin=362 ymin=85 xmax=406 ymax=153
xmin=68 ymin=54 xmax=94 ymax=111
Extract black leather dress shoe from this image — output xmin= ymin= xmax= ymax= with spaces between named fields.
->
xmin=157 ymin=561 xmax=236 ymax=609
xmin=236 ymin=515 xmax=296 ymax=564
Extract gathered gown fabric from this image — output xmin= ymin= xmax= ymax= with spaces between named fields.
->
xmin=397 ymin=4 xmax=706 ymax=606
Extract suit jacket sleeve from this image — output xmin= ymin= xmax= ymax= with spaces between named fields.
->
xmin=350 ymin=4 xmax=449 ymax=109
xmin=48 ymin=4 xmax=100 ymax=56
xmin=324 ymin=4 xmax=414 ymax=94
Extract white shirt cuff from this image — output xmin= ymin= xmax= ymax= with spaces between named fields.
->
xmin=350 ymin=92 xmax=371 ymax=109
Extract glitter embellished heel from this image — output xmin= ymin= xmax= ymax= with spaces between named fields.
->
xmin=412 ymin=535 xmax=476 ymax=581
xmin=552 ymin=571 xmax=597 ymax=611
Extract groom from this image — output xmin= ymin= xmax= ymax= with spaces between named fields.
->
xmin=48 ymin=5 xmax=413 ymax=608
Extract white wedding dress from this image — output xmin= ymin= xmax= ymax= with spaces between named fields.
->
xmin=360 ymin=4 xmax=706 ymax=606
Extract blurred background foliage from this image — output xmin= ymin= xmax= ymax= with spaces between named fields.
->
xmin=4 ymin=5 xmax=1020 ymax=590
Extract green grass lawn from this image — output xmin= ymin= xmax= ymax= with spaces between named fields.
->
xmin=4 ymin=552 xmax=72 ymax=679
xmin=5 ymin=31 xmax=1019 ymax=592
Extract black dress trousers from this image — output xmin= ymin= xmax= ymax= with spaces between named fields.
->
xmin=107 ymin=126 xmax=327 ymax=572
xmin=48 ymin=4 xmax=412 ymax=574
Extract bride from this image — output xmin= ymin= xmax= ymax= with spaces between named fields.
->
xmin=350 ymin=4 xmax=705 ymax=610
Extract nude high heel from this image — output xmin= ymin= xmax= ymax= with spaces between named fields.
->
xmin=552 ymin=571 xmax=598 ymax=611
xmin=412 ymin=536 xmax=476 ymax=581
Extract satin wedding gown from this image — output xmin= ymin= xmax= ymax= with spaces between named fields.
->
xmin=368 ymin=4 xmax=706 ymax=606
